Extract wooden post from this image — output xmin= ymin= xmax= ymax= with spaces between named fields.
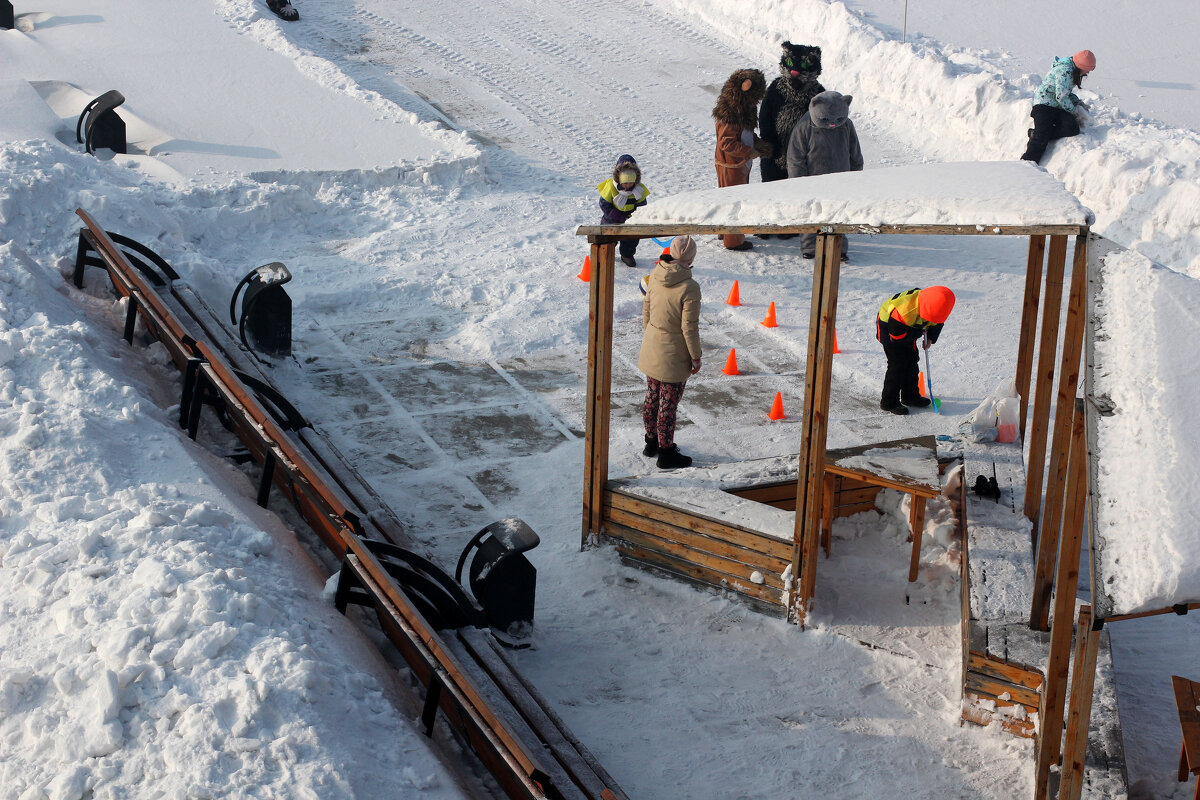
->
xmin=1016 ymin=235 xmax=1046 ymax=440
xmin=581 ymin=240 xmax=616 ymax=547
xmin=1058 ymin=605 xmax=1100 ymax=800
xmin=792 ymin=232 xmax=841 ymax=625
xmin=1033 ymin=399 xmax=1088 ymax=799
xmin=1023 ymin=235 xmax=1069 ymax=525
xmin=907 ymin=495 xmax=927 ymax=582
xmin=1030 ymin=236 xmax=1090 ymax=629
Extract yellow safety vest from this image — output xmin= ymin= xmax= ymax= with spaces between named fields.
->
xmin=878 ymin=288 xmax=932 ymax=328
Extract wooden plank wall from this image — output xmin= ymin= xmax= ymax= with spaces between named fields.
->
xmin=602 ymin=488 xmax=792 ymax=611
xmin=962 ymin=621 xmax=1045 ymax=738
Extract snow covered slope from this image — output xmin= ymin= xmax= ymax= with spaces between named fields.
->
xmin=3 ymin=0 xmax=1200 ymax=798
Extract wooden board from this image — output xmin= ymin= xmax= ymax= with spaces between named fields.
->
xmin=605 ymin=489 xmax=793 ymax=561
xmin=604 ymin=520 xmax=788 ymax=590
xmin=605 ymin=506 xmax=791 ymax=575
xmin=608 ymin=536 xmax=786 ymax=609
xmin=578 ymin=223 xmax=1089 ymax=238
xmin=824 ymin=435 xmax=942 ymax=497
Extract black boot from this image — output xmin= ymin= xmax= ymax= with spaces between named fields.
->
xmin=880 ymin=400 xmax=909 ymax=416
xmin=643 ymin=435 xmax=658 ymax=457
xmin=656 ymin=444 xmax=692 ymax=470
xmin=902 ymin=396 xmax=931 ymax=408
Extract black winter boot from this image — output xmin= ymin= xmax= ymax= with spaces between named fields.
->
xmin=643 ymin=435 xmax=659 ymax=457
xmin=656 ymin=444 xmax=692 ymax=470
xmin=880 ymin=400 xmax=910 ymax=416
xmin=902 ymin=396 xmax=931 ymax=408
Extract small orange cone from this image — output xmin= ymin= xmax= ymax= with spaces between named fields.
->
xmin=833 ymin=329 xmax=840 ymax=354
xmin=761 ymin=301 xmax=778 ymax=328
xmin=768 ymin=392 xmax=786 ymax=420
xmin=918 ymin=372 xmax=927 ymax=397
xmin=662 ymin=246 xmax=671 ymax=257
xmin=726 ymin=280 xmax=742 ymax=306
xmin=577 ymin=255 xmax=591 ymax=282
xmin=722 ymin=349 xmax=740 ymax=376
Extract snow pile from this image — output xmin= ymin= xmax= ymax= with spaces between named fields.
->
xmin=1091 ymin=247 xmax=1200 ymax=615
xmin=0 ymin=241 xmax=468 ymax=797
xmin=3 ymin=0 xmax=477 ymax=177
xmin=637 ymin=161 xmax=1092 ymax=229
xmin=667 ymin=0 xmax=1200 ymax=276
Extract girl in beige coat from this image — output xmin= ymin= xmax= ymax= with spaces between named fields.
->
xmin=637 ymin=235 xmax=701 ymax=469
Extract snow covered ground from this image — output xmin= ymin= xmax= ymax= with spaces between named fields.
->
xmin=2 ymin=0 xmax=1199 ymax=798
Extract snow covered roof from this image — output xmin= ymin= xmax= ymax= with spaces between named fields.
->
xmin=578 ymin=162 xmax=1094 ymax=236
xmin=1089 ymin=245 xmax=1200 ymax=617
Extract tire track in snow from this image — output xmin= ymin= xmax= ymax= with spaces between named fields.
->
xmin=296 ymin=0 xmax=752 ymax=186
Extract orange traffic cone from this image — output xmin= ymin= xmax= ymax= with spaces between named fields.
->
xmin=726 ymin=280 xmax=742 ymax=306
xmin=722 ymin=349 xmax=740 ymax=376
xmin=662 ymin=246 xmax=671 ymax=257
xmin=833 ymin=329 xmax=840 ymax=354
xmin=768 ymin=392 xmax=786 ymax=420
xmin=761 ymin=302 xmax=778 ymax=328
xmin=577 ymin=255 xmax=591 ymax=282
xmin=918 ymin=372 xmax=927 ymax=397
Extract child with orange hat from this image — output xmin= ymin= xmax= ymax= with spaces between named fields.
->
xmin=876 ymin=286 xmax=955 ymax=415
xmin=1021 ymin=50 xmax=1096 ymax=163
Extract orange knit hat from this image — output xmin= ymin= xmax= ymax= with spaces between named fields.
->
xmin=1072 ymin=50 xmax=1096 ymax=74
xmin=918 ymin=286 xmax=955 ymax=324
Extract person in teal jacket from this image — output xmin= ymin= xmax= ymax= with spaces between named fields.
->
xmin=1021 ymin=50 xmax=1096 ymax=163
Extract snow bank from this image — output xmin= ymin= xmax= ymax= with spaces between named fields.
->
xmin=666 ymin=0 xmax=1200 ymax=277
xmin=1091 ymin=247 xmax=1200 ymax=615
xmin=0 ymin=240 xmax=468 ymax=796
xmin=4 ymin=0 xmax=478 ymax=177
xmin=637 ymin=161 xmax=1092 ymax=228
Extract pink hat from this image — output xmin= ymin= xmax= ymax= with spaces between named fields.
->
xmin=670 ymin=235 xmax=697 ymax=267
xmin=1072 ymin=50 xmax=1096 ymax=73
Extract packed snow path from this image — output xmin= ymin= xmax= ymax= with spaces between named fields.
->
xmin=243 ymin=2 xmax=1046 ymax=798
xmin=289 ymin=0 xmax=925 ymax=187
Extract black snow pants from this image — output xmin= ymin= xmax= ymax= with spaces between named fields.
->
xmin=878 ymin=319 xmax=922 ymax=409
xmin=1021 ymin=104 xmax=1080 ymax=163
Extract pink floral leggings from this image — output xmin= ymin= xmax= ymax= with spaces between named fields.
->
xmin=642 ymin=377 xmax=686 ymax=448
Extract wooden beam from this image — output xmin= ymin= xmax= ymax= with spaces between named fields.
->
xmin=1016 ymin=235 xmax=1046 ymax=440
xmin=1033 ymin=400 xmax=1088 ymax=799
xmin=577 ymin=223 xmax=1089 ymax=238
xmin=1023 ymin=235 xmax=1069 ymax=525
xmin=581 ymin=241 xmax=616 ymax=547
xmin=1031 ymin=238 xmax=1090 ymax=629
xmin=1058 ymin=606 xmax=1100 ymax=800
xmin=603 ymin=507 xmax=792 ymax=574
xmin=908 ymin=495 xmax=928 ymax=582
xmin=793 ymin=233 xmax=841 ymax=625
xmin=605 ymin=490 xmax=793 ymax=560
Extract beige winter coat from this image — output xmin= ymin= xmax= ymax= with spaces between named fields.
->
xmin=637 ymin=258 xmax=702 ymax=383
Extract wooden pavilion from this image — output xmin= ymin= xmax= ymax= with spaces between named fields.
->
xmin=576 ymin=161 xmax=1092 ymax=628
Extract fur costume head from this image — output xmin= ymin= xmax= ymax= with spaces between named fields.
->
xmin=808 ymin=91 xmax=852 ymax=128
xmin=779 ymin=42 xmax=822 ymax=83
xmin=612 ymin=154 xmax=642 ymax=187
xmin=713 ymin=68 xmax=766 ymax=127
